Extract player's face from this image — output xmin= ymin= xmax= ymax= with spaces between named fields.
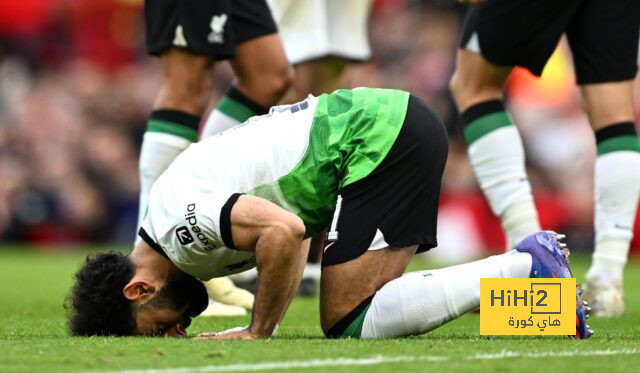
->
xmin=132 ymin=272 xmax=208 ymax=336
xmin=133 ymin=306 xmax=191 ymax=337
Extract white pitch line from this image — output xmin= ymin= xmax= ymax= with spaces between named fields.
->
xmin=89 ymin=348 xmax=640 ymax=373
xmin=470 ymin=348 xmax=640 ymax=360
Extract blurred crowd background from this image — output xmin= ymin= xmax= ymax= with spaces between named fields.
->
xmin=0 ymin=0 xmax=639 ymax=259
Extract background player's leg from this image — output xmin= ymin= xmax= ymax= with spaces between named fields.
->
xmin=137 ymin=49 xmax=252 ymax=316
xmin=581 ymin=81 xmax=640 ymax=317
xmin=450 ymin=49 xmax=540 ymax=249
xmin=280 ymin=57 xmax=350 ymax=103
xmin=200 ymin=34 xmax=292 ymax=138
xmin=275 ymin=58 xmax=351 ymax=296
xmin=198 ymin=34 xmax=291 ymax=311
xmin=320 ymin=245 xmax=532 ymax=338
xmin=266 ymin=0 xmax=372 ymax=293
xmin=137 ymin=48 xmax=213 ymax=232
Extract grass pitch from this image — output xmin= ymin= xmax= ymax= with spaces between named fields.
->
xmin=1 ymin=248 xmax=639 ymax=373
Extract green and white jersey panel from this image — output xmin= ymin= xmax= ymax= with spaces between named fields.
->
xmin=277 ymin=88 xmax=409 ymax=233
xmin=140 ymin=88 xmax=409 ymax=280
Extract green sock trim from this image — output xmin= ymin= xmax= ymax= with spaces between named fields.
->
xmin=597 ymin=135 xmax=640 ymax=155
xmin=217 ymin=95 xmax=257 ymax=123
xmin=463 ymin=112 xmax=513 ymax=145
xmin=147 ymin=119 xmax=198 ymax=142
xmin=340 ymin=304 xmax=371 ymax=338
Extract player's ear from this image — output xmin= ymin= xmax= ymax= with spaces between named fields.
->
xmin=123 ymin=280 xmax=157 ymax=302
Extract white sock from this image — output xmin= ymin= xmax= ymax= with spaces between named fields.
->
xmin=360 ymin=250 xmax=532 ymax=338
xmin=136 ymin=132 xmax=192 ymax=238
xmin=587 ymin=151 xmax=640 ymax=281
xmin=500 ymin=200 xmax=541 ymax=249
xmin=468 ymin=126 xmax=540 ymax=249
xmin=200 ymin=109 xmax=243 ymax=139
xmin=302 ymin=263 xmax=321 ymax=280
xmin=229 ymin=268 xmax=258 ymax=282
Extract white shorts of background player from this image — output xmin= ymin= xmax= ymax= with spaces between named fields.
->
xmin=267 ymin=0 xmax=372 ymax=64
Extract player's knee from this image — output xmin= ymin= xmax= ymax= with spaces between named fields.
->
xmin=270 ymin=214 xmax=306 ymax=243
xmin=236 ymin=64 xmax=293 ymax=105
xmin=261 ymin=64 xmax=294 ymax=103
xmin=449 ymin=71 xmax=502 ymax=111
xmin=448 ymin=70 xmax=464 ymax=103
xmin=272 ymin=65 xmax=294 ymax=100
xmin=286 ymin=216 xmax=306 ymax=241
xmin=449 ymin=69 xmax=480 ymax=108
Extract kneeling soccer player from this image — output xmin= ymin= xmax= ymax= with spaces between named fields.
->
xmin=67 ymin=88 xmax=591 ymax=339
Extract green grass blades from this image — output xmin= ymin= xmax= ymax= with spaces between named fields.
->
xmin=1 ymin=249 xmax=640 ymax=373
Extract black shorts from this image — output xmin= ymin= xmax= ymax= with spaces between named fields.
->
xmin=460 ymin=0 xmax=640 ymax=84
xmin=145 ymin=0 xmax=278 ymax=58
xmin=321 ymin=95 xmax=449 ymax=267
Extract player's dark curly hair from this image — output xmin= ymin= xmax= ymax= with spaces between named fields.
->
xmin=65 ymin=251 xmax=136 ymax=336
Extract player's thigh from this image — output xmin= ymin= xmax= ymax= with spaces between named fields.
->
xmin=580 ymin=81 xmax=636 ymax=131
xmin=320 ymin=246 xmax=417 ymax=334
xmin=230 ymin=34 xmax=292 ymax=105
xmin=229 ymin=0 xmax=291 ymax=105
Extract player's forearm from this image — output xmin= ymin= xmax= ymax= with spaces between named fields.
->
xmin=250 ymin=222 xmax=305 ymax=337
xmin=276 ymin=239 xmax=310 ymax=324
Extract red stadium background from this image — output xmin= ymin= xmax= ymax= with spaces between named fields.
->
xmin=0 ymin=0 xmax=638 ymax=258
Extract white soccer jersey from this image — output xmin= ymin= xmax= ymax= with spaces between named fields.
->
xmin=139 ymin=88 xmax=410 ymax=280
xmin=140 ymin=97 xmax=319 ymax=280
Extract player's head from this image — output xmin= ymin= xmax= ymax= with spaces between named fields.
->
xmin=66 ymin=251 xmax=208 ymax=337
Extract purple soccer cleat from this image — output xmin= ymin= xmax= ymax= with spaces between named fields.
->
xmin=515 ymin=231 xmax=593 ymax=339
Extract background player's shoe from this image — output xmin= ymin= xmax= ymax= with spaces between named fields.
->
xmin=515 ymin=231 xmax=593 ymax=339
xmin=199 ymin=300 xmax=247 ymax=317
xmin=297 ymin=278 xmax=318 ymax=297
xmin=584 ymin=277 xmax=624 ymax=317
xmin=233 ymin=276 xmax=318 ymax=297
xmin=204 ymin=277 xmax=254 ymax=311
xmin=231 ymin=268 xmax=319 ymax=297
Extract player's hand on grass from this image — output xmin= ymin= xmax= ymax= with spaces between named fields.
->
xmin=194 ymin=326 xmax=259 ymax=340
